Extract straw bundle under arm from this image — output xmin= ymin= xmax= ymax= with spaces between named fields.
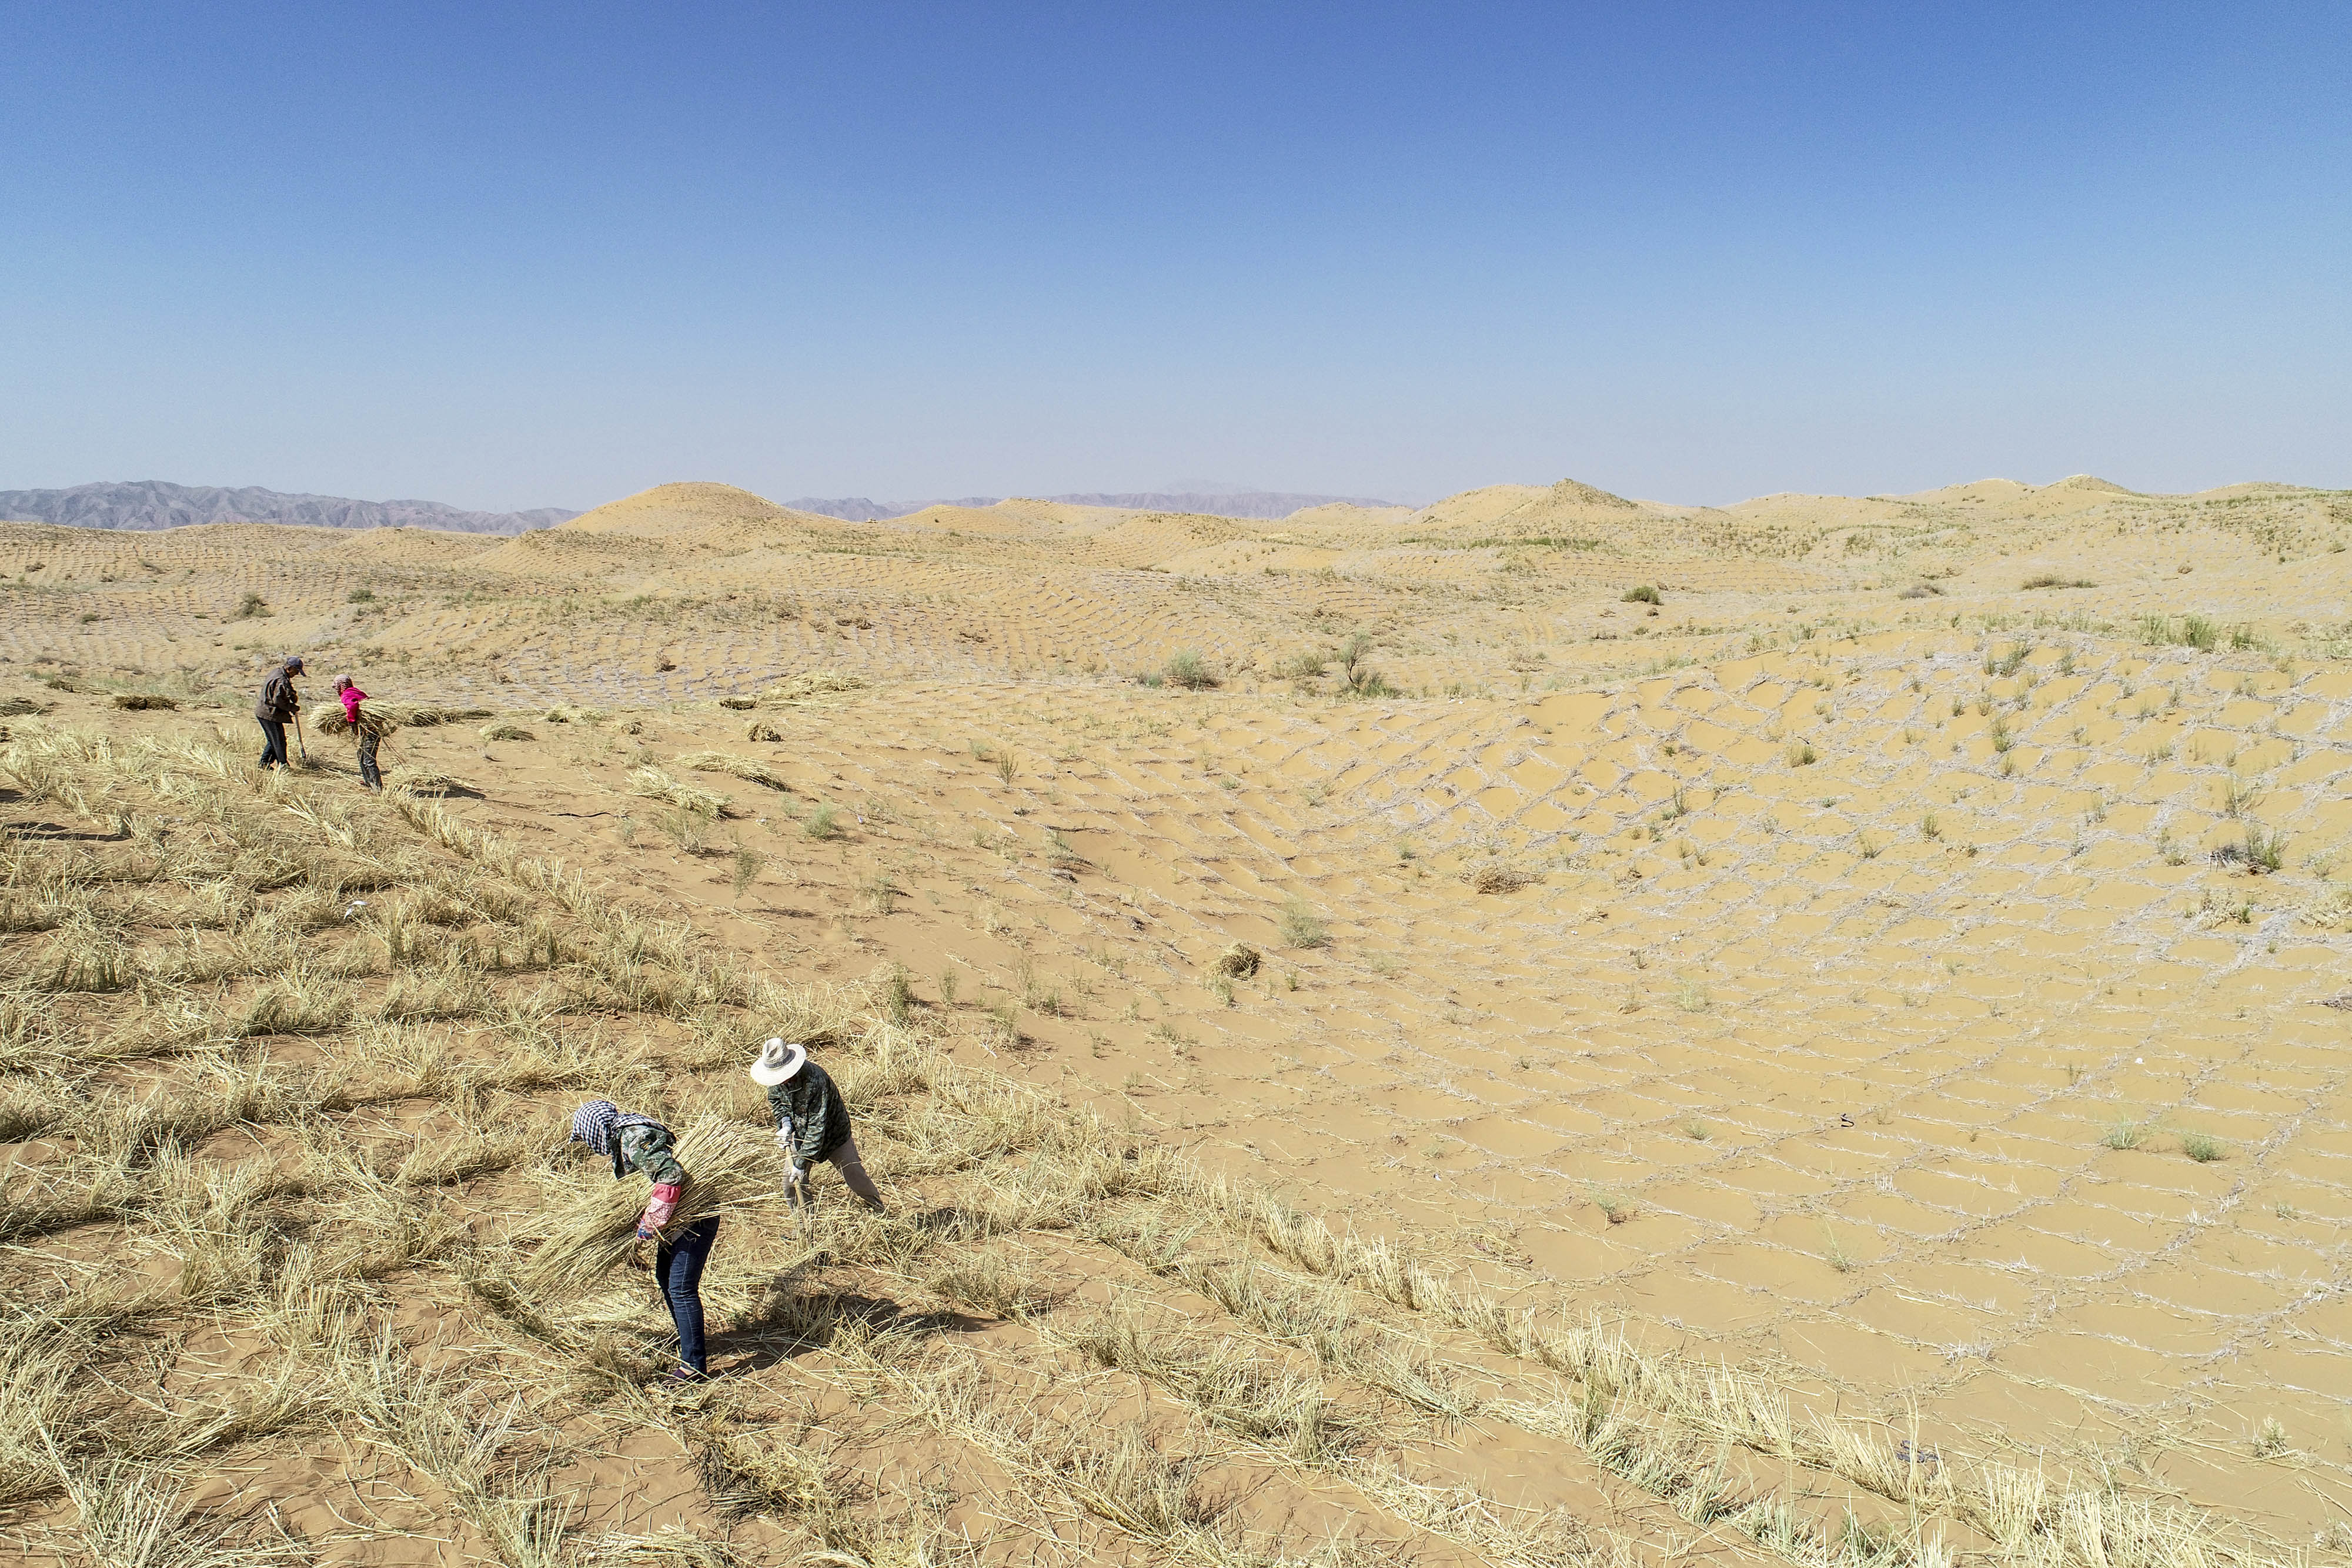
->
xmin=519 ymin=1114 xmax=783 ymax=1297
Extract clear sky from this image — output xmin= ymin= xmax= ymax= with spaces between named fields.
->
xmin=4 ymin=2 xmax=2346 ymax=510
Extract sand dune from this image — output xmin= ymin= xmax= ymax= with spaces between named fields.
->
xmin=4 ymin=471 xmax=2350 ymax=1564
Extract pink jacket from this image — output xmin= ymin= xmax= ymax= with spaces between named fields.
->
xmin=339 ymin=687 xmax=367 ymax=722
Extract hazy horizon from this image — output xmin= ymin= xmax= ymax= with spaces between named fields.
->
xmin=14 ymin=464 xmax=2352 ymax=527
xmin=4 ymin=3 xmax=2346 ymax=512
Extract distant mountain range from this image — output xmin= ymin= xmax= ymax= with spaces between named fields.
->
xmin=1 ymin=479 xmax=1409 ymax=536
xmin=787 ymin=489 xmax=1405 ymax=521
xmin=0 ymin=481 xmax=578 ymax=534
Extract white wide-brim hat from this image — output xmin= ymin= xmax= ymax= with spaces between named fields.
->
xmin=748 ymin=1037 xmax=808 ymax=1086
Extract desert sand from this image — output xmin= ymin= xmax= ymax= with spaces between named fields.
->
xmin=2 ymin=472 xmax=2348 ymax=1566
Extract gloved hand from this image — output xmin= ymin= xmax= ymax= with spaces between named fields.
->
xmin=774 ymin=1125 xmax=794 ymax=1151
xmin=785 ymin=1164 xmax=807 ymax=1189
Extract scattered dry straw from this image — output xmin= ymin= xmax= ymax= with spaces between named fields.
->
xmin=674 ymin=750 xmax=789 ymax=790
xmin=1466 ymin=861 xmax=1536 ymax=894
xmin=627 ymin=766 xmax=730 ymax=817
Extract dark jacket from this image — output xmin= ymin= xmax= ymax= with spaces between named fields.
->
xmin=766 ymin=1061 xmax=850 ymax=1168
xmin=255 ymin=666 xmax=299 ymax=723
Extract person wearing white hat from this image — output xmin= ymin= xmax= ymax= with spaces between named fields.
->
xmin=749 ymin=1038 xmax=885 ymax=1213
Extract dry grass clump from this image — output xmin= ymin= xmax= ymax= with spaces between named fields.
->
xmin=1272 ymin=650 xmax=1328 ymax=681
xmin=516 ymin=1115 xmax=783 ymax=1296
xmin=759 ymin=670 xmax=868 ymax=704
xmin=627 ymin=766 xmax=730 ymax=817
xmin=1466 ymin=861 xmax=1536 ymax=894
xmin=1211 ymin=943 xmax=1259 ymax=978
xmin=1161 ymin=650 xmax=1218 ymax=690
xmin=109 ymin=693 xmax=177 ymax=711
xmin=479 ymin=720 xmax=534 ymax=741
xmin=0 ymin=697 xmax=51 ymax=718
xmin=674 ymin=750 xmax=789 ymax=790
xmin=1276 ymin=898 xmax=1329 ymax=948
xmin=744 ymin=720 xmax=783 ymax=743
xmin=371 ymin=702 xmax=492 ymax=728
xmin=387 ymin=768 xmax=470 ymax=796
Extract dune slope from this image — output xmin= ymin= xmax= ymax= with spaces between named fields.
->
xmin=2 ymin=473 xmax=2350 ymax=1564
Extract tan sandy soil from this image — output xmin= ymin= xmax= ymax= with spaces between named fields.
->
xmin=3 ymin=472 xmax=2349 ymax=1564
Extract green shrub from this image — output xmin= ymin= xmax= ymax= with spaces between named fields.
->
xmin=1162 ymin=650 xmax=1218 ymax=690
xmin=2137 ymin=613 xmax=2221 ymax=651
xmin=1275 ymin=650 xmax=1328 ymax=680
xmin=2240 ymin=823 xmax=2288 ymax=873
xmin=2180 ymin=1129 xmax=2226 ymax=1162
xmin=1622 ymin=584 xmax=1663 ymax=605
xmin=879 ymin=962 xmax=913 ymax=1024
xmin=1335 ymin=631 xmax=1396 ymax=698
xmin=731 ymin=848 xmax=765 ymax=901
xmin=1277 ymin=898 xmax=1329 ymax=949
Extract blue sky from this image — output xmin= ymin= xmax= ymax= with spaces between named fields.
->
xmin=4 ymin=2 xmax=2346 ymax=510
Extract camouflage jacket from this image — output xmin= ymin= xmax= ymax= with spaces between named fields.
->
xmin=616 ymin=1121 xmax=689 ymax=1237
xmin=766 ymin=1061 xmax=851 ymax=1168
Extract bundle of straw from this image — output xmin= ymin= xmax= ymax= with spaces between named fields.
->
xmin=386 ymin=768 xmax=469 ymax=796
xmin=626 ymin=765 xmax=731 ymax=817
xmin=673 ymin=750 xmax=789 ymax=790
xmin=313 ymin=699 xmax=412 ymax=737
xmin=375 ymin=703 xmax=490 ymax=728
xmin=519 ymin=1115 xmax=784 ymax=1297
xmin=757 ymin=670 xmax=868 ymax=705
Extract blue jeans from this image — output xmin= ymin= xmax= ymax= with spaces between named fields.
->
xmin=256 ymin=719 xmax=289 ymax=770
xmin=656 ymin=1216 xmax=719 ymax=1373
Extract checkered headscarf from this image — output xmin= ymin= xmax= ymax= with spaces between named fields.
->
xmin=569 ymin=1100 xmax=621 ymax=1154
xmin=569 ymin=1100 xmax=660 ymax=1175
